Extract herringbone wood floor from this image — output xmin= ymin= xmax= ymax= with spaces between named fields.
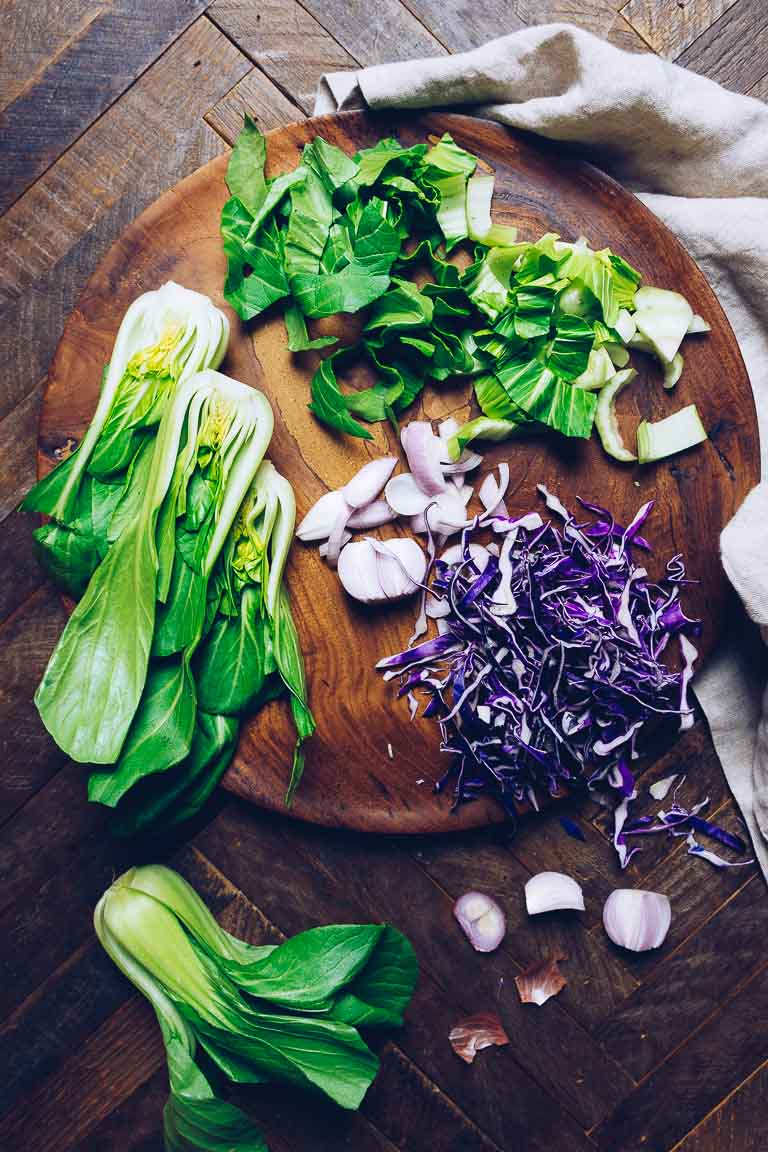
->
xmin=1 ymin=3 xmax=767 ymax=1150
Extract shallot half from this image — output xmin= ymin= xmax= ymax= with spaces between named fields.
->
xmin=453 ymin=891 xmax=506 ymax=953
xmin=603 ymin=889 xmax=671 ymax=952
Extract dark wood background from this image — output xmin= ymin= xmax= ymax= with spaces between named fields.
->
xmin=2 ymin=3 xmax=767 ymax=1151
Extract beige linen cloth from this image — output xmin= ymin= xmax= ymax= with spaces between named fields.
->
xmin=316 ymin=23 xmax=768 ymax=878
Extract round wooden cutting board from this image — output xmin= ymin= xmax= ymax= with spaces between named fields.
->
xmin=38 ymin=111 xmax=758 ymax=834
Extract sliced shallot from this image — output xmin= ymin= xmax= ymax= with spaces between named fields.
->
xmin=401 ymin=422 xmax=447 ymax=496
xmin=385 ymin=473 xmax=433 ymax=516
xmin=453 ymin=891 xmax=506 ymax=953
xmin=296 ymin=489 xmax=347 ymax=542
xmin=342 ymin=456 xmax=397 ymax=508
xmin=347 ymin=500 xmax=398 ymax=530
xmin=525 ymin=872 xmax=585 ymax=916
xmin=602 ymin=889 xmax=671 ymax=952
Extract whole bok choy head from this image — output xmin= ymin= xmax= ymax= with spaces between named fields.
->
xmin=94 ymin=865 xmax=418 ymax=1152
xmin=36 ymin=370 xmax=274 ymax=767
xmin=99 ymin=460 xmax=316 ymax=835
xmin=23 ymin=282 xmax=229 ymax=596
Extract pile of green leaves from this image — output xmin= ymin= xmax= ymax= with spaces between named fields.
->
xmin=221 ymin=118 xmax=644 ymax=449
xmin=34 ymin=367 xmax=314 ymax=830
xmin=95 ymin=865 xmax=418 ymax=1152
xmin=23 ymin=281 xmax=229 ymax=597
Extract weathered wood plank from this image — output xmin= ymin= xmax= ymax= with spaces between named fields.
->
xmin=0 ymin=587 xmax=68 ymax=824
xmin=0 ymin=381 xmax=45 ymax=519
xmin=674 ymin=1060 xmax=768 ymax=1152
xmin=0 ymin=0 xmax=104 ymax=111
xmin=678 ymin=0 xmax=768 ymax=93
xmin=285 ymin=0 xmax=446 ymax=69
xmin=620 ymin=0 xmax=738 ymax=58
xmin=196 ymin=804 xmax=629 ymax=1139
xmin=0 ymin=511 xmax=46 ymax=625
xmin=597 ymin=875 xmax=765 ymax=1079
xmin=513 ymin=2 xmax=650 ymax=52
xmin=593 ymin=960 xmax=768 ymax=1151
xmin=0 ymin=16 xmax=249 ymax=544
xmin=0 ymin=16 xmax=249 ymax=316
xmin=398 ymin=0 xmax=525 ymax=52
xmin=0 ymin=847 xmax=234 ymax=1119
xmin=208 ymin=0 xmax=357 ymax=113
xmin=205 ymin=67 xmax=305 ymax=145
xmin=0 ymin=0 xmax=210 ymax=212
xmin=1 ymin=993 xmax=162 ymax=1152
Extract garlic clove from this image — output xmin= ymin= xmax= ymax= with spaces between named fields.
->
xmin=603 ymin=889 xmax=671 ymax=952
xmin=453 ymin=891 xmax=506 ymax=953
xmin=342 ymin=456 xmax=398 ymax=509
xmin=525 ymin=871 xmax=585 ymax=916
xmin=296 ymin=490 xmax=347 ymax=541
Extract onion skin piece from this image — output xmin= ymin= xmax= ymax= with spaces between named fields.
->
xmin=525 ymin=871 xmax=585 ymax=915
xmin=603 ymin=889 xmax=671 ymax=952
xmin=514 ymin=952 xmax=568 ymax=1006
xmin=448 ymin=1013 xmax=510 ymax=1064
xmin=453 ymin=891 xmax=506 ymax=953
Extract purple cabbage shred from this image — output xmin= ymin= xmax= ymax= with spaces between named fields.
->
xmin=377 ymin=491 xmax=701 ymax=823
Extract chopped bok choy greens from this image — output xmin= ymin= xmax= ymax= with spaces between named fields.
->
xmin=94 ymin=865 xmax=417 ymax=1152
xmin=23 ymin=282 xmax=229 ymax=596
xmin=220 ymin=119 xmax=710 ymax=464
xmin=33 ymin=368 xmax=313 ymax=827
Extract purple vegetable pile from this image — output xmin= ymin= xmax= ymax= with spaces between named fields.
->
xmin=377 ymin=489 xmax=700 ymax=817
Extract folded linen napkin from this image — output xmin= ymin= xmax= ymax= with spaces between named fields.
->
xmin=316 ymin=24 xmax=768 ymax=878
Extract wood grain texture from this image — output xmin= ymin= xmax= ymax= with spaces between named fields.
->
xmin=620 ymin=0 xmax=738 ymax=58
xmin=205 ymin=67 xmax=305 ymax=142
xmin=0 ymin=0 xmax=210 ymax=212
xmin=3 ymin=3 xmax=768 ymax=1151
xmin=37 ymin=110 xmax=758 ymax=835
xmin=677 ymin=0 xmax=768 ymax=93
xmin=208 ymin=0 xmax=358 ymax=113
xmin=674 ymin=1062 xmax=768 ymax=1152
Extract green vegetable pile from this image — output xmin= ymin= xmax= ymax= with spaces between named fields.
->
xmin=221 ymin=118 xmax=708 ymax=463
xmin=26 ymin=287 xmax=314 ymax=833
xmin=95 ymin=865 xmax=417 ymax=1152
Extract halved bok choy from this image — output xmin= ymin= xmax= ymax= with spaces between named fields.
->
xmin=106 ymin=459 xmax=315 ymax=834
xmin=36 ymin=370 xmax=274 ymax=767
xmin=23 ymin=282 xmax=229 ymax=596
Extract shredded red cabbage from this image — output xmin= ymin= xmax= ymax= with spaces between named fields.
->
xmin=377 ymin=490 xmax=700 ymax=820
